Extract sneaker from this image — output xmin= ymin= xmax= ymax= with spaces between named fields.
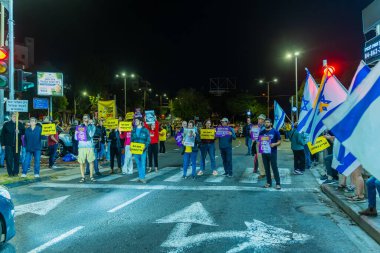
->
xmin=95 ymin=172 xmax=102 ymax=176
xmin=34 ymin=174 xmax=40 ymax=178
xmin=51 ymin=165 xmax=58 ymax=169
xmin=322 ymin=179 xmax=336 ymax=185
xmin=320 ymin=175 xmax=328 ymax=180
xmin=212 ymin=170 xmax=218 ymax=176
xmin=182 ymin=176 xmax=187 ymax=179
xmin=21 ymin=174 xmax=27 ymax=178
xmin=222 ymin=172 xmax=228 ymax=176
xmin=293 ymin=170 xmax=304 ymax=175
xmin=197 ymin=170 xmax=204 ymax=176
xmin=122 ymin=172 xmax=127 ymax=175
xmin=138 ymin=179 xmax=147 ymax=184
xmin=226 ymin=174 xmax=233 ymax=178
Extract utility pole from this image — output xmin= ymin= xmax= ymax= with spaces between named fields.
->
xmin=0 ymin=3 xmax=5 ymax=124
xmin=8 ymin=0 xmax=14 ymax=100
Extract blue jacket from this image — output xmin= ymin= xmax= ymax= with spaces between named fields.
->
xmin=131 ymin=127 xmax=151 ymax=150
xmin=218 ymin=127 xmax=236 ymax=149
xmin=24 ymin=126 xmax=42 ymax=152
xmin=288 ymin=128 xmax=305 ymax=151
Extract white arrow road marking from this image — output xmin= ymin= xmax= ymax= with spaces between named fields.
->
xmin=161 ymin=219 xmax=312 ymax=253
xmin=107 ymin=192 xmax=150 ymax=213
xmin=27 ymin=226 xmax=84 ymax=253
xmin=15 ymin=195 xmax=70 ymax=217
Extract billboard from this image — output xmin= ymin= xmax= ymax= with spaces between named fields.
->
xmin=37 ymin=72 xmax=64 ymax=96
xmin=364 ymin=35 xmax=380 ymax=64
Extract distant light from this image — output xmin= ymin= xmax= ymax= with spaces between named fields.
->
xmin=131 ymin=74 xmax=135 ymax=78
xmin=138 ymin=88 xmax=142 ymax=91
xmin=121 ymin=72 xmax=126 ymax=77
xmin=156 ymin=94 xmax=158 ymax=97
xmin=286 ymin=53 xmax=292 ymax=59
xmin=83 ymin=91 xmax=87 ymax=96
xmin=323 ymin=65 xmax=335 ymax=77
xmin=115 ymin=74 xmax=119 ymax=78
xmin=294 ymin=51 xmax=300 ymax=56
xmin=259 ymin=80 xmax=264 ymax=83
xmin=163 ymin=93 xmax=167 ymax=97
xmin=148 ymin=88 xmax=152 ymax=92
xmin=273 ymin=78 xmax=278 ymax=82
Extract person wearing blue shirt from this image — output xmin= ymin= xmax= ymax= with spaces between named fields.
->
xmin=22 ymin=117 xmax=42 ymax=177
xmin=259 ymin=118 xmax=282 ymax=190
xmin=217 ymin=118 xmax=236 ymax=177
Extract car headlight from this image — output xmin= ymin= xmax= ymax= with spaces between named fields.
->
xmin=0 ymin=186 xmax=11 ymax=200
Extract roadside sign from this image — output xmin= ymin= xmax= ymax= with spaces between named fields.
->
xmin=33 ymin=98 xmax=49 ymax=110
xmin=41 ymin=124 xmax=57 ymax=136
xmin=104 ymin=118 xmax=118 ymax=129
xmin=130 ymin=142 xmax=145 ymax=155
xmin=119 ymin=121 xmax=132 ymax=132
xmin=125 ymin=112 xmax=134 ymax=120
xmin=6 ymin=100 xmax=28 ymax=112
xmin=37 ymin=72 xmax=64 ymax=97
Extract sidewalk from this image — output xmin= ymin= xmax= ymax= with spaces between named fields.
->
xmin=310 ymin=165 xmax=380 ymax=244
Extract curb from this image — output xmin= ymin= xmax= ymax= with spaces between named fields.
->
xmin=321 ymin=184 xmax=380 ymax=244
xmin=3 ymin=175 xmax=52 ymax=189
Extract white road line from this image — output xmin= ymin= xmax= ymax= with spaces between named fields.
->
xmin=130 ymin=167 xmax=174 ymax=182
xmin=239 ymin=168 xmax=259 ymax=184
xmin=28 ymin=226 xmax=84 ymax=253
xmin=107 ymin=192 xmax=150 ymax=213
xmin=204 ymin=167 xmax=225 ymax=183
xmin=164 ymin=167 xmax=199 ymax=182
xmin=32 ymin=183 xmax=319 ymax=192
xmin=279 ymin=168 xmax=292 ymax=185
xmin=56 ymin=174 xmax=81 ymax=182
xmin=97 ymin=174 xmax=123 ymax=182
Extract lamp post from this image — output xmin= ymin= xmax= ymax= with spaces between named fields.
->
xmin=286 ymin=51 xmax=300 ymax=121
xmin=74 ymin=91 xmax=87 ymax=120
xmin=115 ymin=72 xmax=136 ymax=115
xmin=259 ymin=78 xmax=278 ymax=117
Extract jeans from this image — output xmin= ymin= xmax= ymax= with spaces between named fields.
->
xmin=183 ymin=151 xmax=198 ymax=177
xmin=220 ymin=147 xmax=233 ymax=175
xmin=86 ymin=148 xmax=99 ymax=173
xmin=5 ymin=146 xmax=20 ymax=176
xmin=49 ymin=144 xmax=58 ymax=167
xmin=262 ymin=152 xmax=280 ymax=186
xmin=304 ymin=144 xmax=311 ymax=169
xmin=367 ymin=177 xmax=380 ymax=208
xmin=200 ymin=143 xmax=216 ymax=171
xmin=0 ymin=147 xmax=4 ymax=166
xmin=22 ymin=150 xmax=41 ymax=175
xmin=106 ymin=142 xmax=111 ymax=160
xmin=324 ymin=154 xmax=338 ymax=180
xmin=159 ymin=141 xmax=166 ymax=153
xmin=20 ymin=147 xmax=26 ymax=165
xmin=293 ymin=149 xmax=305 ymax=171
xmin=98 ymin=143 xmax=105 ymax=160
xmin=148 ymin=143 xmax=158 ymax=168
xmin=134 ymin=151 xmax=147 ymax=179
xmin=110 ymin=147 xmax=121 ymax=170
xmin=122 ymin=145 xmax=133 ymax=174
xmin=72 ymin=140 xmax=78 ymax=156
xmin=121 ymin=147 xmax=125 ymax=167
xmin=245 ymin=137 xmax=252 ymax=155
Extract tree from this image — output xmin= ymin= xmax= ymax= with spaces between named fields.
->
xmin=52 ymin=96 xmax=69 ymax=120
xmin=226 ymin=93 xmax=266 ymax=120
xmin=172 ymin=88 xmax=211 ymax=120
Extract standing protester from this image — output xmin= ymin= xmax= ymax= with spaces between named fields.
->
xmin=182 ymin=120 xmax=200 ymax=179
xmin=85 ymin=119 xmax=102 ymax=176
xmin=75 ymin=114 xmax=96 ymax=183
xmin=256 ymin=114 xmax=267 ymax=179
xmin=0 ymin=136 xmax=4 ymax=168
xmin=1 ymin=113 xmax=25 ymax=177
xmin=120 ymin=125 xmax=133 ymax=174
xmin=217 ymin=118 xmax=236 ymax=177
xmin=48 ymin=124 xmax=59 ymax=169
xmin=20 ymin=122 xmax=29 ymax=167
xmin=284 ymin=121 xmax=292 ymax=141
xmin=97 ymin=119 xmax=107 ymax=162
xmin=198 ymin=119 xmax=217 ymax=176
xmin=288 ymin=122 xmax=306 ymax=175
xmin=159 ymin=124 xmax=167 ymax=153
xmin=359 ymin=176 xmax=380 ymax=216
xmin=259 ymin=118 xmax=282 ymax=190
xmin=22 ymin=117 xmax=42 ymax=177
xmin=108 ymin=127 xmax=123 ymax=174
xmin=145 ymin=119 xmax=159 ymax=172
xmin=131 ymin=116 xmax=150 ymax=183
xmin=250 ymin=119 xmax=260 ymax=173
xmin=243 ymin=117 xmax=253 ymax=155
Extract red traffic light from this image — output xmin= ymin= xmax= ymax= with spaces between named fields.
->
xmin=323 ymin=65 xmax=335 ymax=77
xmin=0 ymin=47 xmax=8 ymax=61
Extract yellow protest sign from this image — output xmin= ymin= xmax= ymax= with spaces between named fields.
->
xmin=41 ymin=124 xmax=57 ymax=136
xmin=119 ymin=121 xmax=132 ymax=132
xmin=307 ymin=136 xmax=331 ymax=155
xmin=104 ymin=119 xmax=118 ymax=129
xmin=98 ymin=100 xmax=116 ymax=119
xmin=130 ymin=142 xmax=145 ymax=155
xmin=200 ymin=129 xmax=215 ymax=140
xmin=125 ymin=112 xmax=134 ymax=120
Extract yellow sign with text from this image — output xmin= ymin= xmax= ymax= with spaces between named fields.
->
xmin=200 ymin=129 xmax=215 ymax=140
xmin=307 ymin=136 xmax=331 ymax=155
xmin=98 ymin=100 xmax=116 ymax=119
xmin=126 ymin=112 xmax=134 ymax=120
xmin=119 ymin=121 xmax=132 ymax=132
xmin=104 ymin=119 xmax=118 ymax=129
xmin=41 ymin=124 xmax=57 ymax=136
xmin=130 ymin=142 xmax=145 ymax=155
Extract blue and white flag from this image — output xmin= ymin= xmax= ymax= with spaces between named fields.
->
xmin=323 ymin=61 xmax=380 ymax=180
xmin=308 ymin=75 xmax=347 ymax=144
xmin=298 ymin=69 xmax=319 ymax=133
xmin=273 ymin=100 xmax=286 ymax=132
xmin=331 ymin=61 xmax=371 ymax=176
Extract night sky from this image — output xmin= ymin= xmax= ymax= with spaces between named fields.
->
xmin=15 ymin=0 xmax=373 ymax=103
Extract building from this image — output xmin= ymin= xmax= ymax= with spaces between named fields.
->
xmin=14 ymin=37 xmax=34 ymax=69
xmin=362 ymin=0 xmax=380 ymax=66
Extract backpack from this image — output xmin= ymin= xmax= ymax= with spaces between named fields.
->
xmin=62 ymin=153 xmax=77 ymax=162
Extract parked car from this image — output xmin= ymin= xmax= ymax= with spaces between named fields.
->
xmin=0 ymin=186 xmax=15 ymax=244
xmin=40 ymin=123 xmax=73 ymax=157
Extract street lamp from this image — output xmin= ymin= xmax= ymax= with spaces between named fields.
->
xmin=286 ymin=51 xmax=300 ymax=120
xmin=259 ymin=78 xmax=278 ymax=117
xmin=74 ymin=91 xmax=88 ymax=120
xmin=115 ymin=72 xmax=135 ymax=115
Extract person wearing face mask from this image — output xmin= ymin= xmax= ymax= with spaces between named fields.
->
xmin=259 ymin=118 xmax=281 ymax=190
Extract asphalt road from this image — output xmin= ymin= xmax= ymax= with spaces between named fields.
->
xmin=2 ymin=138 xmax=380 ymax=253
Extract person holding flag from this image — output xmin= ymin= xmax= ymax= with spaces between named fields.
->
xmin=273 ymin=100 xmax=286 ymax=133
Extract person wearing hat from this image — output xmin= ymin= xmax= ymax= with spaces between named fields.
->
xmin=217 ymin=117 xmax=236 ymax=177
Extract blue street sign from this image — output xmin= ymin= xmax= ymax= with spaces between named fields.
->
xmin=292 ymin=107 xmax=298 ymax=112
xmin=33 ymin=98 xmax=49 ymax=110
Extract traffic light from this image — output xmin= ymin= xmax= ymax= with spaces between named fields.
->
xmin=0 ymin=47 xmax=8 ymax=88
xmin=15 ymin=69 xmax=34 ymax=91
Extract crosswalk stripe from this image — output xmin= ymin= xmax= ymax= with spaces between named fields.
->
xmin=204 ymin=167 xmax=225 ymax=183
xmin=164 ymin=167 xmax=199 ymax=182
xmin=130 ymin=167 xmax=175 ymax=182
xmin=56 ymin=174 xmax=82 ymax=182
xmin=239 ymin=168 xmax=258 ymax=184
xmin=97 ymin=174 xmax=123 ymax=182
xmin=279 ymin=168 xmax=292 ymax=185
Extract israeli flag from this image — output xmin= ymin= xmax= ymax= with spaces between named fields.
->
xmin=308 ymin=74 xmax=347 ymax=144
xmin=323 ymin=61 xmax=380 ymax=180
xmin=298 ymin=69 xmax=318 ymax=133
xmin=331 ymin=61 xmax=371 ymax=176
xmin=273 ymin=100 xmax=286 ymax=131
